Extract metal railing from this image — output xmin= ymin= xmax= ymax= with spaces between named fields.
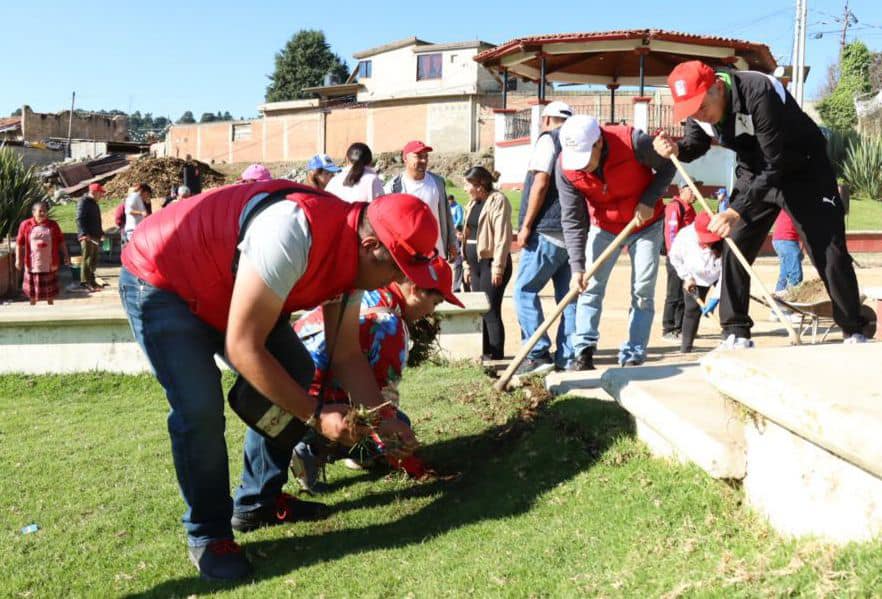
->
xmin=503 ymin=109 xmax=532 ymax=140
xmin=569 ymin=102 xmax=684 ymax=137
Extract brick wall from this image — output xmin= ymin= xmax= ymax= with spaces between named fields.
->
xmin=20 ymin=105 xmax=128 ymax=142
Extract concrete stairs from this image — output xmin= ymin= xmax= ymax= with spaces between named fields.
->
xmin=545 ymin=343 xmax=882 ymax=544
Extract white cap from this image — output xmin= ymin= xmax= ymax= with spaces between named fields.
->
xmin=559 ymin=114 xmax=602 ymax=171
xmin=541 ymin=101 xmax=573 ymax=119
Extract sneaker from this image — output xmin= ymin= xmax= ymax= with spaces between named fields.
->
xmin=515 ymin=354 xmax=555 ymax=376
xmin=661 ymin=331 xmax=680 ymax=343
xmin=718 ymin=334 xmax=755 ymax=349
xmin=188 ymin=540 xmax=252 ymax=581
xmin=231 ymin=492 xmax=330 ymax=532
xmin=570 ymin=347 xmax=595 ymax=371
xmin=290 ymin=443 xmax=322 ymax=495
xmin=618 ymin=352 xmax=646 ymax=367
xmin=844 ymin=333 xmax=869 ymax=344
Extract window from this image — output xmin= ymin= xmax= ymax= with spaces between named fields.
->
xmin=232 ymin=123 xmax=251 ymax=141
xmin=357 ymin=60 xmax=372 ymax=79
xmin=417 ymin=53 xmax=442 ymax=80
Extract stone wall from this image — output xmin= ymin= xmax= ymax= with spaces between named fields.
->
xmin=20 ymin=105 xmax=128 ymax=143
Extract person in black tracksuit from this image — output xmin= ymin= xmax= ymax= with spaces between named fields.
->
xmin=655 ymin=61 xmax=866 ymax=342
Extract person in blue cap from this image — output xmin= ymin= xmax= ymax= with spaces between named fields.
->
xmin=305 ymin=154 xmax=342 ymax=190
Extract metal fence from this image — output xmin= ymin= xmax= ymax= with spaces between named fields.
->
xmin=569 ymin=102 xmax=683 ymax=137
xmin=503 ymin=109 xmax=532 ymax=140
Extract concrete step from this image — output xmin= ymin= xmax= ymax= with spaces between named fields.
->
xmin=701 ymin=343 xmax=882 ymax=480
xmin=545 ymin=368 xmax=616 ymax=400
xmin=702 ymin=344 xmax=882 ymax=543
xmin=601 ymin=363 xmax=746 ymax=479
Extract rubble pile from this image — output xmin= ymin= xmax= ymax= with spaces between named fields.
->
xmin=104 ymin=156 xmax=224 ymax=198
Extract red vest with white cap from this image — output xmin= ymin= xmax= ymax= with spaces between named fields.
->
xmin=563 ymin=125 xmax=662 ymax=234
xmin=122 ymin=180 xmax=363 ymax=332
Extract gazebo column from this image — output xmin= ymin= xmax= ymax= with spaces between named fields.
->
xmin=539 ymin=55 xmax=547 ymax=102
xmin=633 ymin=96 xmax=652 ymax=132
xmin=502 ymin=68 xmax=509 ymax=110
xmin=607 ymin=83 xmax=620 ymax=124
xmin=636 ymin=47 xmax=650 ymax=96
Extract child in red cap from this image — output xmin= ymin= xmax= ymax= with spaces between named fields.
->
xmin=666 ymin=212 xmax=723 ymax=353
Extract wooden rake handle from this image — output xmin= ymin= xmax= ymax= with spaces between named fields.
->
xmin=670 ymin=155 xmax=800 ymax=345
xmin=494 ymin=217 xmax=641 ymax=392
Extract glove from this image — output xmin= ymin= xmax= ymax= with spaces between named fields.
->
xmin=701 ymin=297 xmax=719 ymax=317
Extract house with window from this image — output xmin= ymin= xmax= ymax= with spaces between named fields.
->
xmin=164 ymin=36 xmax=535 ymax=163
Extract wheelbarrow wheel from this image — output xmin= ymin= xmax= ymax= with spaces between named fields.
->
xmin=860 ymin=304 xmax=877 ymax=339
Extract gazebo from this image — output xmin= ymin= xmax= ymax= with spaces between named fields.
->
xmin=474 ymin=30 xmax=778 ymax=188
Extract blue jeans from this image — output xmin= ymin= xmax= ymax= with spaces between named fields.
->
xmin=513 ymin=233 xmax=575 ymax=367
xmin=118 ymin=267 xmax=305 ymax=546
xmin=772 ymin=239 xmax=804 ymax=293
xmin=572 ymin=219 xmax=663 ymax=363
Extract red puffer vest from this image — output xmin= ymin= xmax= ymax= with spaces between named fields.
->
xmin=122 ymin=180 xmax=363 ymax=332
xmin=563 ymin=125 xmax=663 ymax=234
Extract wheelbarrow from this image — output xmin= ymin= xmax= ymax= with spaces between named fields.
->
xmin=750 ymin=293 xmax=877 ymax=343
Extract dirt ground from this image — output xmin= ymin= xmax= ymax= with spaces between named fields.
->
xmin=498 ymin=253 xmax=882 ymax=368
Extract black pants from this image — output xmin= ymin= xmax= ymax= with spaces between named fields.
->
xmin=720 ymin=163 xmax=865 ymax=338
xmin=662 ymin=259 xmax=684 ymax=334
xmin=469 ymin=257 xmax=512 ymax=359
xmin=681 ymin=286 xmax=709 ymax=352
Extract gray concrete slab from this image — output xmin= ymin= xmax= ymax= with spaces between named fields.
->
xmin=702 ymin=343 xmax=882 ymax=480
xmin=601 ymin=363 xmax=746 ymax=479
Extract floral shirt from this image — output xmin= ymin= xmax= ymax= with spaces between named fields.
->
xmin=293 ymin=284 xmax=409 ymax=405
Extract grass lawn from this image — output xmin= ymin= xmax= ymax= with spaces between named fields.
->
xmin=3 ymin=364 xmax=882 ymax=597
xmin=50 ymin=197 xmax=122 ymax=235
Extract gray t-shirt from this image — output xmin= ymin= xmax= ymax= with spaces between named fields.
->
xmin=237 ymin=199 xmax=312 ymax=300
xmin=236 ymin=196 xmax=363 ymax=307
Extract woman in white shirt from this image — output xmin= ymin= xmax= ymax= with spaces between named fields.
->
xmin=668 ymin=211 xmax=723 ymax=353
xmin=124 ymin=183 xmax=152 ymax=243
xmin=325 ymin=142 xmax=385 ymax=203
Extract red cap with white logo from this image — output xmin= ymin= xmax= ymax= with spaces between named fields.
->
xmin=668 ymin=61 xmax=717 ymax=122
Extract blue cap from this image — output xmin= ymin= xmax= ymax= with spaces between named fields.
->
xmin=307 ymin=153 xmax=341 ymax=173
xmin=716 ymin=187 xmax=727 ymax=196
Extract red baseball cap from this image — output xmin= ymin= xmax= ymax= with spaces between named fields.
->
xmin=694 ymin=211 xmax=722 ymax=245
xmin=366 ymin=193 xmax=441 ymax=290
xmin=402 ymin=140 xmax=433 ymax=157
xmin=424 ymin=256 xmax=464 ymax=308
xmin=89 ymin=183 xmax=106 ymax=194
xmin=668 ymin=61 xmax=717 ymax=122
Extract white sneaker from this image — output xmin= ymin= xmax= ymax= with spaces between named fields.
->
xmin=844 ymin=333 xmax=869 ymax=344
xmin=719 ymin=334 xmax=755 ymax=349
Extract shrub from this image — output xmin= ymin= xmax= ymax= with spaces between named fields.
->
xmin=842 ymin=136 xmax=882 ymax=200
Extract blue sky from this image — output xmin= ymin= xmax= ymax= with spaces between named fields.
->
xmin=3 ymin=0 xmax=882 ymax=120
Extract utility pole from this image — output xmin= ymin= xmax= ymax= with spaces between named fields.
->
xmin=840 ymin=0 xmax=851 ymax=58
xmin=66 ymin=91 xmax=75 ymax=159
xmin=791 ymin=0 xmax=808 ymax=107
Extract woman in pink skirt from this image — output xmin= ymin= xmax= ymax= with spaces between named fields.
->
xmin=16 ymin=200 xmax=69 ymax=305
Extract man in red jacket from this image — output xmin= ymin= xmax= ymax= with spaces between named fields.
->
xmin=119 ymin=180 xmax=431 ymax=580
xmin=558 ymin=114 xmax=675 ymax=368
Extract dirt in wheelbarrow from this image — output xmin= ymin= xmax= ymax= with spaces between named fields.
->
xmin=780 ymin=279 xmax=828 ymax=304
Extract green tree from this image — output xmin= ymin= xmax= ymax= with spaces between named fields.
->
xmin=199 ymin=112 xmax=217 ymax=123
xmin=817 ymin=41 xmax=872 ymax=131
xmin=265 ymin=29 xmax=349 ymax=101
xmin=222 ymin=111 xmax=233 ymax=121
xmin=177 ymin=111 xmax=196 ymax=124
xmin=10 ymin=107 xmax=22 ymax=117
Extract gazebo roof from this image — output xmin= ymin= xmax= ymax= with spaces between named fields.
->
xmin=474 ymin=30 xmax=777 ymax=87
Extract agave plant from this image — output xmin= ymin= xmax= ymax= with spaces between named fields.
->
xmin=842 ymin=136 xmax=882 ymax=201
xmin=822 ymin=127 xmax=860 ymax=179
xmin=0 ymin=146 xmax=47 ymax=290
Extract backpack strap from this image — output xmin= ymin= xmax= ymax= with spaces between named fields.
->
xmin=231 ymin=187 xmax=300 ymax=276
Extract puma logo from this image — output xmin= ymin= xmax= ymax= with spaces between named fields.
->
xmin=821 ymin=197 xmax=836 ymax=207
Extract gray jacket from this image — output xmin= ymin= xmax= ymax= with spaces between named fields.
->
xmin=389 ymin=171 xmax=456 ymax=259
xmin=557 ymin=128 xmax=675 ymax=272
